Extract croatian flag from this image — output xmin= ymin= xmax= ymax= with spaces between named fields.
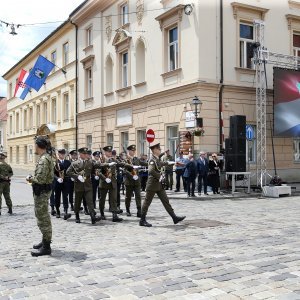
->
xmin=14 ymin=69 xmax=30 ymax=100
xmin=274 ymin=68 xmax=300 ymax=137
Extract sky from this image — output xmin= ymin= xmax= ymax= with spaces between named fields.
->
xmin=0 ymin=0 xmax=84 ymax=97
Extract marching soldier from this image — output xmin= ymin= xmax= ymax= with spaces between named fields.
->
xmin=92 ymin=151 xmax=101 ymax=209
xmin=54 ymin=149 xmax=71 ymax=220
xmin=66 ymin=147 xmax=101 ymax=225
xmin=140 ymin=143 xmax=186 ymax=227
xmin=112 ymin=149 xmax=124 ymax=214
xmin=98 ymin=146 xmax=127 ymax=222
xmin=0 ymin=152 xmax=13 ymax=216
xmin=139 ymin=154 xmax=148 ymax=192
xmin=123 ymin=145 xmax=147 ymax=217
xmin=68 ymin=150 xmax=78 ymax=211
xmin=27 ymin=136 xmax=54 ymax=256
xmin=163 ymin=149 xmax=174 ymax=190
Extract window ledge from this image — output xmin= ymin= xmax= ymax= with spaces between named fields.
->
xmin=83 ymin=45 xmax=93 ymax=53
xmin=235 ymin=67 xmax=255 ymax=75
xmin=63 ymin=119 xmax=69 ymax=123
xmin=104 ymin=91 xmax=114 ymax=97
xmin=134 ymin=81 xmax=146 ymax=88
xmin=116 ymin=86 xmax=132 ymax=95
xmin=161 ymin=68 xmax=182 ymax=79
xmin=83 ymin=97 xmax=94 ymax=102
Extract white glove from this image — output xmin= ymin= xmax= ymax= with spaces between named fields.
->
xmin=108 ymin=162 xmax=116 ymax=166
xmin=133 ymin=165 xmax=140 ymax=169
xmin=57 ymin=178 xmax=63 ymax=183
xmin=159 ymin=175 xmax=164 ymax=182
xmin=78 ymin=175 xmax=84 ymax=182
xmin=168 ymin=161 xmax=175 ymax=165
xmin=133 ymin=175 xmax=139 ymax=181
xmin=71 ymin=178 xmax=75 ymax=182
xmin=26 ymin=175 xmax=32 ymax=181
xmin=105 ymin=178 xmax=111 ymax=184
xmin=94 ymin=176 xmax=99 ymax=180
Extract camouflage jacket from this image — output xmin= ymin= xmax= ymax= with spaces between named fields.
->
xmin=32 ymin=153 xmax=54 ymax=185
xmin=123 ymin=156 xmax=148 ymax=186
xmin=163 ymin=154 xmax=174 ymax=172
xmin=0 ymin=161 xmax=13 ymax=181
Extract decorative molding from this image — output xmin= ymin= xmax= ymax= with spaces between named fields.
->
xmin=289 ymin=0 xmax=300 ymax=10
xmin=112 ymin=29 xmax=132 ymax=51
xmin=134 ymin=81 xmax=146 ymax=88
xmin=136 ymin=0 xmax=144 ymax=25
xmin=104 ymin=91 xmax=114 ymax=97
xmin=235 ymin=67 xmax=256 ymax=75
xmin=83 ymin=45 xmax=93 ymax=54
xmin=286 ymin=14 xmax=300 ymax=30
xmin=231 ymin=2 xmax=269 ymax=20
xmin=161 ymin=68 xmax=182 ymax=79
xmin=155 ymin=4 xmax=185 ymax=30
xmin=105 ymin=16 xmax=112 ymax=42
xmin=116 ymin=86 xmax=132 ymax=97
xmin=80 ymin=55 xmax=95 ymax=69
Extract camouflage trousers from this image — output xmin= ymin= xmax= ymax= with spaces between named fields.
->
xmin=33 ymin=191 xmax=52 ymax=242
xmin=0 ymin=182 xmax=12 ymax=210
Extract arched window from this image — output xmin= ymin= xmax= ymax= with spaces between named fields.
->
xmin=105 ymin=56 xmax=113 ymax=93
xmin=136 ymin=40 xmax=145 ymax=84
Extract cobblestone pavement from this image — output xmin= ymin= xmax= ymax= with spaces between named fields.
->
xmin=1 ymin=183 xmax=300 ymax=299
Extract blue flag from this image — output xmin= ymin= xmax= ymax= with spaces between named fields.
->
xmin=25 ymin=55 xmax=55 ymax=92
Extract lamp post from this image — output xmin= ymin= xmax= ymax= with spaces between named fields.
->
xmin=191 ymin=96 xmax=203 ymax=127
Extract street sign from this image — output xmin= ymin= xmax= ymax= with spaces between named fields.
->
xmin=146 ymin=129 xmax=155 ymax=143
xmin=246 ymin=125 xmax=254 ymax=141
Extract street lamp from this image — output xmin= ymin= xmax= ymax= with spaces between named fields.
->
xmin=191 ymin=96 xmax=203 ymax=127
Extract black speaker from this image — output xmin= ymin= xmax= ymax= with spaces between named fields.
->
xmin=225 ymin=138 xmax=246 ymax=156
xmin=225 ymin=155 xmax=246 ymax=172
xmin=196 ymin=117 xmax=203 ymax=127
xmin=230 ymin=115 xmax=246 ymax=139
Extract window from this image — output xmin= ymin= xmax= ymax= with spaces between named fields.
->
xmin=121 ymin=131 xmax=129 ymax=150
xmin=240 ymin=23 xmax=254 ymax=69
xmin=86 ymin=27 xmax=92 ymax=46
xmin=9 ymin=147 xmax=12 ymax=163
xmin=122 ymin=52 xmax=128 ymax=88
xmin=10 ymin=115 xmax=13 ymax=134
xmin=28 ymin=145 xmax=33 ymax=162
xmin=106 ymin=56 xmax=113 ymax=93
xmin=86 ymin=68 xmax=93 ymax=98
xmin=246 ymin=126 xmax=256 ymax=164
xmin=63 ymin=42 xmax=69 ymax=66
xmin=16 ymin=113 xmax=19 ymax=133
xmin=63 ymin=93 xmax=69 ymax=121
xmin=136 ymin=40 xmax=146 ymax=83
xmin=168 ymin=27 xmax=179 ymax=71
xmin=36 ymin=105 xmax=40 ymax=126
xmin=24 ymin=145 xmax=28 ymax=164
xmin=51 ymin=98 xmax=57 ymax=123
xmin=137 ymin=130 xmax=147 ymax=155
xmin=51 ymin=51 xmax=57 ymax=71
xmin=293 ymin=33 xmax=300 ymax=58
xmin=9 ymin=83 xmax=12 ymax=99
xmin=43 ymin=102 xmax=48 ymax=124
xmin=29 ymin=108 xmax=33 ymax=129
xmin=121 ymin=3 xmax=129 ymax=25
xmin=23 ymin=110 xmax=27 ymax=130
xmin=294 ymin=138 xmax=300 ymax=161
xmin=107 ymin=133 xmax=114 ymax=147
xmin=167 ymin=126 xmax=179 ymax=158
xmin=16 ymin=146 xmax=19 ymax=164
xmin=86 ymin=135 xmax=92 ymax=149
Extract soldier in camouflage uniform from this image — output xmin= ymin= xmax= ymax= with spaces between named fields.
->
xmin=0 ymin=152 xmax=13 ymax=216
xmin=123 ymin=145 xmax=148 ymax=217
xmin=163 ymin=149 xmax=174 ymax=190
xmin=27 ymin=136 xmax=54 ymax=257
xmin=140 ymin=143 xmax=186 ymax=227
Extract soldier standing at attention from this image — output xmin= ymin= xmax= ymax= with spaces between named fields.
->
xmin=91 ymin=151 xmax=101 ymax=209
xmin=0 ymin=152 xmax=13 ymax=216
xmin=66 ymin=147 xmax=101 ymax=225
xmin=26 ymin=136 xmax=54 ymax=257
xmin=163 ymin=149 xmax=174 ymax=190
xmin=123 ymin=145 xmax=147 ymax=217
xmin=140 ymin=143 xmax=186 ymax=227
xmin=68 ymin=150 xmax=78 ymax=211
xmin=99 ymin=146 xmax=125 ymax=222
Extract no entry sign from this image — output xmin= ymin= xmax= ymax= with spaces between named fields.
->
xmin=146 ymin=129 xmax=155 ymax=143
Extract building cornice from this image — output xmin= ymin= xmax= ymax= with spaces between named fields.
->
xmin=286 ymin=14 xmax=300 ymax=29
xmin=231 ymin=2 xmax=269 ymax=20
xmin=289 ymin=0 xmax=300 ymax=10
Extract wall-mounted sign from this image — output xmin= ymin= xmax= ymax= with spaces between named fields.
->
xmin=117 ymin=108 xmax=132 ymax=126
xmin=185 ymin=111 xmax=195 ymax=128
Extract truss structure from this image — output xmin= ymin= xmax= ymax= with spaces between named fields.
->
xmin=253 ymin=20 xmax=300 ymax=187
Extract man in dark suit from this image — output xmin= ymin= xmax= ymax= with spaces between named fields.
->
xmin=197 ymin=151 xmax=209 ymax=196
xmin=54 ymin=149 xmax=72 ymax=220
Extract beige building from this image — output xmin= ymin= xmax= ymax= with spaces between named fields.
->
xmin=0 ymin=97 xmax=8 ymax=152
xmin=2 ymin=21 xmax=77 ymax=169
xmin=70 ymin=0 xmax=300 ymax=182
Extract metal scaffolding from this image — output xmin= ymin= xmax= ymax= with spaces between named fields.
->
xmin=253 ymin=20 xmax=300 ymax=187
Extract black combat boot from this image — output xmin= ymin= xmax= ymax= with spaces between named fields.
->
xmin=112 ymin=213 xmax=123 ymax=222
xmin=75 ymin=212 xmax=81 ymax=223
xmin=32 ymin=241 xmax=43 ymax=249
xmin=100 ymin=210 xmax=106 ymax=220
xmin=0 ymin=210 xmax=1 ymax=216
xmin=139 ymin=215 xmax=152 ymax=227
xmin=31 ymin=240 xmax=51 ymax=257
xmin=170 ymin=212 xmax=186 ymax=225
xmin=117 ymin=207 xmax=123 ymax=214
xmin=126 ymin=207 xmax=131 ymax=217
xmin=137 ymin=208 xmax=142 ymax=218
xmin=51 ymin=206 xmax=56 ymax=216
xmin=84 ymin=207 xmax=89 ymax=215
xmin=90 ymin=212 xmax=101 ymax=225
xmin=56 ymin=208 xmax=61 ymax=218
xmin=64 ymin=209 xmax=71 ymax=220
xmin=8 ymin=207 xmax=12 ymax=215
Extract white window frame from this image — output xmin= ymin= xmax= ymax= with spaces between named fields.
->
xmin=167 ymin=125 xmax=179 ymax=158
xmin=29 ymin=108 xmax=33 ymax=129
xmin=51 ymin=98 xmax=57 ymax=124
xmin=107 ymin=133 xmax=114 ymax=147
xmin=86 ymin=27 xmax=92 ymax=47
xmin=36 ymin=105 xmax=40 ymax=126
xmin=51 ymin=50 xmax=57 ymax=71
xmin=121 ymin=131 xmax=129 ymax=150
xmin=86 ymin=68 xmax=93 ymax=98
xmin=44 ymin=102 xmax=48 ymax=124
xmin=63 ymin=93 xmax=69 ymax=121
xmin=168 ymin=27 xmax=179 ymax=71
xmin=86 ymin=135 xmax=93 ymax=149
xmin=16 ymin=113 xmax=19 ymax=133
xmin=63 ymin=42 xmax=69 ymax=66
xmin=239 ymin=23 xmax=254 ymax=69
xmin=121 ymin=52 xmax=129 ymax=88
xmin=121 ymin=3 xmax=129 ymax=25
xmin=137 ymin=130 xmax=147 ymax=156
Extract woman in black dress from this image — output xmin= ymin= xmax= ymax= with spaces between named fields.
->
xmin=208 ymin=153 xmax=222 ymax=194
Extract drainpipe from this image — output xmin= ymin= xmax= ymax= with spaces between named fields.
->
xmin=71 ymin=20 xmax=79 ymax=150
xmin=219 ymin=0 xmax=224 ymax=152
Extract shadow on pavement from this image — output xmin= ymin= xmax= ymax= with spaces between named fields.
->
xmin=157 ymin=219 xmax=230 ymax=230
xmin=51 ymin=249 xmax=88 ymax=262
